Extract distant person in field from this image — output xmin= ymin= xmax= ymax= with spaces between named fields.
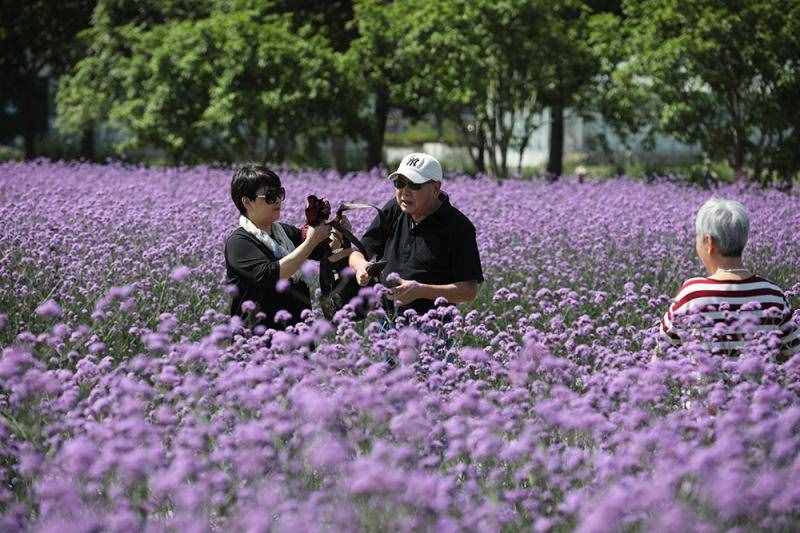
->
xmin=349 ymin=153 xmax=483 ymax=317
xmin=660 ymin=198 xmax=799 ymax=360
xmin=225 ymin=165 xmax=332 ymax=330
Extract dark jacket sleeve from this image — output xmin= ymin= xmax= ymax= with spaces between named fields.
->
xmin=282 ymin=223 xmax=327 ymax=261
xmin=360 ymin=199 xmax=398 ymax=260
xmin=449 ymin=220 xmax=484 ymax=283
xmin=225 ymin=232 xmax=280 ymax=290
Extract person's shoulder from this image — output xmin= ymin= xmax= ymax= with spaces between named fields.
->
xmin=678 ymin=276 xmax=710 ymax=290
xmin=673 ymin=275 xmax=789 ymax=305
xmin=375 ymin=197 xmax=401 ymax=225
xmin=225 ymin=227 xmax=256 ymax=255
xmin=670 ymin=277 xmax=709 ymax=302
xmin=750 ymin=275 xmax=787 ymax=293
xmin=442 ymin=200 xmax=476 ymax=233
xmin=381 ymin=197 xmax=400 ymax=213
xmin=226 ymin=227 xmax=251 ymax=244
xmin=681 ymin=275 xmax=785 ymax=292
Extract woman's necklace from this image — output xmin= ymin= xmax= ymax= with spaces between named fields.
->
xmin=716 ymin=267 xmax=750 ymax=274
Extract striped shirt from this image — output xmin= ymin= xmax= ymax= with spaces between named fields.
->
xmin=660 ymin=276 xmax=800 ymax=359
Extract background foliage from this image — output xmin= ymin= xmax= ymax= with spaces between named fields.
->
xmin=2 ymin=0 xmax=799 ymax=183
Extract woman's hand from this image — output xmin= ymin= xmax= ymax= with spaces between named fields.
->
xmin=306 ymin=224 xmax=332 ymax=246
xmin=355 ymin=263 xmax=371 ymax=286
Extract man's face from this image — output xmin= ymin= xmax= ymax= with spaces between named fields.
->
xmin=393 ymin=175 xmax=440 ymax=218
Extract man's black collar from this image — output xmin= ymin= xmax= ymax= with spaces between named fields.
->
xmin=415 ymin=191 xmax=451 ymax=225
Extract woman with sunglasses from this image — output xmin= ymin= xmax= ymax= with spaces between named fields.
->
xmin=224 ymin=165 xmax=332 ymax=331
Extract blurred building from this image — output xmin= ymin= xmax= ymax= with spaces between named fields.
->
xmin=386 ymin=108 xmax=701 ymax=173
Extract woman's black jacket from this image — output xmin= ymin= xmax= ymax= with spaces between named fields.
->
xmin=224 ymin=223 xmax=323 ymax=330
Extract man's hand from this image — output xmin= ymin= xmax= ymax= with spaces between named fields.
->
xmin=388 ymin=278 xmax=424 ymax=305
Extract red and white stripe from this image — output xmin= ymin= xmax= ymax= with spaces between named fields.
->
xmin=660 ymin=276 xmax=800 ymax=359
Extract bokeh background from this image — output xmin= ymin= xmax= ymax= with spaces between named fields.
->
xmin=2 ymin=0 xmax=799 ymax=186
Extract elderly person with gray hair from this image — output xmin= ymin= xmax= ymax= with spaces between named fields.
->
xmin=660 ymin=198 xmax=799 ymax=360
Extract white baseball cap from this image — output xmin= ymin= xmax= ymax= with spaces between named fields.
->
xmin=388 ymin=152 xmax=443 ymax=184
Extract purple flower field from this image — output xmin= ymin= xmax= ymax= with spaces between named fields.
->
xmin=1 ymin=160 xmax=800 ymax=532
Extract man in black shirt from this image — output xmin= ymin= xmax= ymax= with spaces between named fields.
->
xmin=349 ymin=153 xmax=483 ymax=317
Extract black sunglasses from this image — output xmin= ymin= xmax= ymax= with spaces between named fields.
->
xmin=392 ymin=177 xmax=428 ymax=191
xmin=256 ymin=187 xmax=285 ymax=204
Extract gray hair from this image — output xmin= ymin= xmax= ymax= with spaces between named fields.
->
xmin=694 ymin=198 xmax=750 ymax=256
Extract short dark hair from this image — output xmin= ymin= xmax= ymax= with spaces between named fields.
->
xmin=230 ymin=165 xmax=282 ymax=215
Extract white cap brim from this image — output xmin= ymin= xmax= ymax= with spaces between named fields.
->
xmin=388 ymin=167 xmax=441 ymax=184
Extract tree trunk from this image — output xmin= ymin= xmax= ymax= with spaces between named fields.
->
xmin=546 ymin=104 xmax=564 ymax=178
xmin=733 ymin=132 xmax=745 ymax=181
xmin=80 ymin=123 xmax=96 ymax=161
xmin=498 ymin=138 xmax=509 ymax=178
xmin=462 ymin=121 xmax=487 ymax=174
xmin=487 ymin=124 xmax=501 ymax=178
xmin=329 ymin=135 xmax=347 ymax=173
xmin=303 ymin=135 xmax=322 ymax=166
xmin=248 ymin=125 xmax=261 ymax=161
xmin=21 ymin=83 xmax=37 ymax=160
xmin=486 ymin=109 xmax=502 ymax=178
xmin=170 ymin=148 xmax=184 ymax=166
xmin=365 ymin=85 xmax=389 ymax=170
xmin=475 ymin=128 xmax=486 ymax=174
xmin=516 ymin=109 xmax=540 ymax=176
xmin=516 ymin=129 xmax=533 ymax=176
xmin=274 ymin=135 xmax=290 ymax=163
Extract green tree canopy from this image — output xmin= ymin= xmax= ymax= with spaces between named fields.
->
xmin=58 ymin=0 xmax=349 ymax=164
xmin=391 ymin=0 xmax=599 ymax=178
xmin=52 ymin=0 xmax=800 ymax=185
xmin=604 ymin=0 xmax=800 ymax=185
xmin=345 ymin=0 xmax=425 ymax=170
xmin=0 ymin=0 xmax=94 ymax=158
